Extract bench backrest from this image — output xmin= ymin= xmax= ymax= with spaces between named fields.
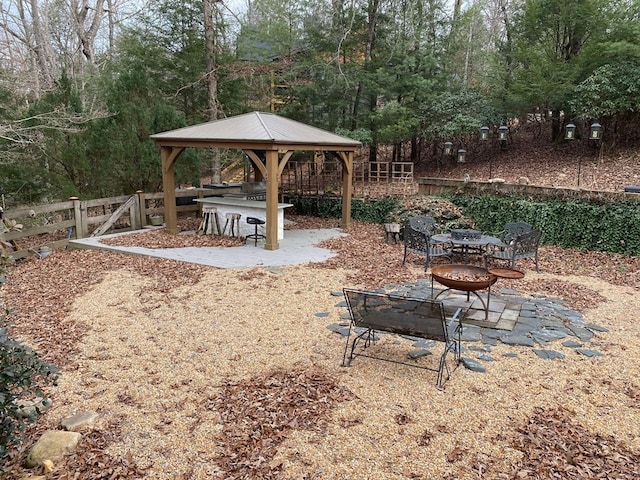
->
xmin=343 ymin=289 xmax=449 ymax=343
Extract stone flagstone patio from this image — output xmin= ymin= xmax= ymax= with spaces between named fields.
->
xmin=325 ymin=280 xmax=609 ymax=375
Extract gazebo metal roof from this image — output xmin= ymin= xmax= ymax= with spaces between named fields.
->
xmin=151 ymin=112 xmax=361 ymax=250
xmin=151 ymin=111 xmax=362 ymax=147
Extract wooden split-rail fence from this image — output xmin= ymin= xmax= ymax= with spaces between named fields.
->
xmin=0 ymin=190 xmax=207 ymax=260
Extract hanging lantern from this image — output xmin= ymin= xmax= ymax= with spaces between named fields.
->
xmin=480 ymin=126 xmax=489 ymax=141
xmin=444 ymin=141 xmax=453 ymax=155
xmin=565 ymin=123 xmax=576 ymax=140
xmin=590 ymin=122 xmax=601 ymax=140
xmin=457 ymin=149 xmax=466 ymax=163
xmin=498 ymin=125 xmax=508 ymax=141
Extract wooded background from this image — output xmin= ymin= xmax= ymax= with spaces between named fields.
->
xmin=1 ymin=0 xmax=639 ymax=205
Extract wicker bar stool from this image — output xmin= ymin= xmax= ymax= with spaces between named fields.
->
xmin=199 ymin=206 xmax=221 ymax=235
xmin=245 ymin=217 xmax=266 ymax=246
xmin=222 ymin=212 xmax=242 ymax=237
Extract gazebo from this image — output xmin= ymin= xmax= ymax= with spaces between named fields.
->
xmin=150 ymin=112 xmax=362 ymax=250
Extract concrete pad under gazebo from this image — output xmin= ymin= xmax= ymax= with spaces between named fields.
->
xmin=151 ymin=112 xmax=362 ymax=250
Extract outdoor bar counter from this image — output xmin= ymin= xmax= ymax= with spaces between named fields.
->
xmin=195 ymin=197 xmax=293 ymax=240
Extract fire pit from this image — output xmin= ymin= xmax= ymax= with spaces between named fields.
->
xmin=431 ymin=264 xmax=497 ymax=292
xmin=430 ymin=264 xmax=498 ymax=321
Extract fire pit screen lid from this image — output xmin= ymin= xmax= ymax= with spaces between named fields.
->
xmin=451 ymin=228 xmax=481 ymax=241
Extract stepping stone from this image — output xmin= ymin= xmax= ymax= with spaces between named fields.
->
xmin=533 ymin=349 xmax=565 ymax=360
xmin=576 ymin=348 xmax=603 ymax=357
xmin=400 ymin=334 xmax=422 ymax=342
xmin=461 ymin=357 xmax=486 ymax=373
xmin=468 ymin=345 xmax=492 ymax=352
xmin=326 ymin=324 xmax=350 ymax=336
xmin=330 ymin=291 xmax=343 ymax=296
xmin=587 ymin=324 xmax=609 ymax=333
xmin=412 ymin=340 xmax=436 ymax=349
xmin=477 ymin=353 xmax=494 ymax=362
xmin=460 ymin=327 xmax=482 ymax=342
xmin=562 ymin=340 xmax=582 ymax=348
xmin=515 ymin=317 xmax=543 ymax=330
xmin=314 ymin=312 xmax=330 ymax=318
xmin=531 ymin=329 xmax=568 ymax=345
xmin=567 ymin=325 xmax=595 ymax=342
xmin=500 ymin=334 xmax=535 ymax=347
xmin=498 ymin=288 xmax=520 ymax=295
xmin=340 ymin=312 xmax=351 ymax=320
xmin=502 ymin=352 xmax=518 ymax=358
xmin=519 ymin=309 xmax=538 ymax=318
xmin=565 ymin=313 xmax=587 ymax=325
xmin=481 ymin=335 xmax=498 ymax=346
xmin=334 ymin=300 xmax=348 ymax=307
xmin=408 ymin=349 xmax=432 ymax=359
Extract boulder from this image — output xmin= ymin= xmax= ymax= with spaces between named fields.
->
xmin=25 ymin=430 xmax=82 ymax=468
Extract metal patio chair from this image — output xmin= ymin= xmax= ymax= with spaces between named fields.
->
xmin=408 ymin=216 xmax=438 ymax=235
xmin=485 ymin=229 xmax=542 ymax=272
xmin=497 ymin=221 xmax=533 ymax=244
xmin=402 ymin=226 xmax=452 ymax=271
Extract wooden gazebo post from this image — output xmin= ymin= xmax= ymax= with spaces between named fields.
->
xmin=264 ymin=149 xmax=279 ymax=249
xmin=340 ymin=151 xmax=353 ymax=229
xmin=161 ymin=146 xmax=184 ymax=234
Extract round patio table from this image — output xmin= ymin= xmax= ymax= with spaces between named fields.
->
xmin=431 ymin=233 xmax=504 ymax=263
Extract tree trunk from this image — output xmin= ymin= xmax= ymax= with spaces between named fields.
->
xmin=203 ymin=0 xmax=221 ymax=183
xmin=28 ymin=0 xmax=56 ymax=91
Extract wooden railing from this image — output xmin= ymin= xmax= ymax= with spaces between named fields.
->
xmin=0 ymin=189 xmax=210 ymax=260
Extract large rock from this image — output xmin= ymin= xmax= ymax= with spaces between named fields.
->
xmin=25 ymin=430 xmax=82 ymax=468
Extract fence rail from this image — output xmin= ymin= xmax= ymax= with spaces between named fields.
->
xmin=0 ymin=190 xmax=208 ymax=260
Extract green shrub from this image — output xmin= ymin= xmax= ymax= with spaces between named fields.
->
xmin=0 ymin=256 xmax=59 ymax=459
xmin=286 ymin=195 xmax=400 ymax=224
xmin=445 ymin=193 xmax=640 ymax=255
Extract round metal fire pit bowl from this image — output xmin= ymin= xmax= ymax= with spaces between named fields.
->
xmin=431 ymin=264 xmax=497 ymax=292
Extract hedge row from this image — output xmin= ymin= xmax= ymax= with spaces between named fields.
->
xmin=286 ymin=193 xmax=640 ymax=256
xmin=445 ymin=193 xmax=640 ymax=256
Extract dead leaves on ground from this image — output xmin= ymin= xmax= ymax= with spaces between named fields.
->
xmin=511 ymin=406 xmax=640 ymax=479
xmin=205 ymin=369 xmax=355 ymax=479
xmin=2 ymin=249 xmax=209 ymax=368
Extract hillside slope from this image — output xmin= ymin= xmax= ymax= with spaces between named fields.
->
xmin=416 ymin=124 xmax=640 ymax=192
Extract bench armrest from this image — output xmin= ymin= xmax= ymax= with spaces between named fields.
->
xmin=446 ymin=307 xmax=463 ymax=338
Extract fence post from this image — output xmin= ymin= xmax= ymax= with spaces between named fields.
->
xmin=137 ymin=190 xmax=147 ymax=227
xmin=130 ymin=194 xmax=141 ymax=230
xmin=70 ymin=197 xmax=84 ymax=239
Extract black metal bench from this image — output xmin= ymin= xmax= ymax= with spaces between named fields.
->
xmin=342 ymin=288 xmax=462 ymax=388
